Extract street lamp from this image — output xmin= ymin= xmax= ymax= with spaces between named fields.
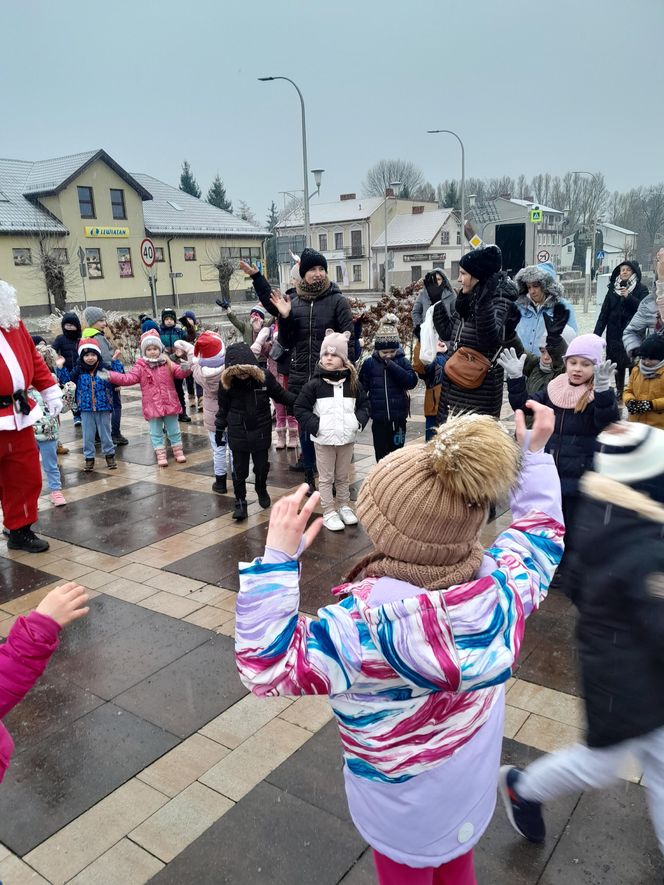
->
xmin=384 ymin=180 xmax=402 ymax=295
xmin=572 ymin=170 xmax=600 ymax=314
xmin=259 ymin=76 xmax=315 ymax=248
xmin=427 ymin=129 xmax=466 ymax=258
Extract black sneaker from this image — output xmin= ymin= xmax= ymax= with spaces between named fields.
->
xmin=112 ymin=434 xmax=129 ymax=446
xmin=105 ymin=454 xmax=118 ymax=470
xmin=7 ymin=527 xmax=50 ymax=553
xmin=178 ymin=414 xmax=192 ymax=423
xmin=84 ymin=458 xmax=95 ymax=472
xmin=288 ymin=458 xmax=305 ymax=472
xmin=499 ymin=766 xmax=545 ymax=843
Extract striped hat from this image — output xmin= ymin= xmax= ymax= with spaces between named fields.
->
xmin=595 ymin=423 xmax=664 ymax=504
xmin=140 ymin=330 xmax=163 ymax=356
xmin=78 ymin=339 xmax=101 ymax=357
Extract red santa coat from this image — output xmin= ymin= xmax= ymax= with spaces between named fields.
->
xmin=0 ymin=322 xmax=58 ymax=431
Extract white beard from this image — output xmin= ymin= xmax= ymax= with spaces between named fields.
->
xmin=0 ymin=281 xmax=21 ymax=330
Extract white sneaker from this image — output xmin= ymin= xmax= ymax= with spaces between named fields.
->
xmin=323 ymin=511 xmax=345 ymax=532
xmin=338 ymin=506 xmax=358 ymax=525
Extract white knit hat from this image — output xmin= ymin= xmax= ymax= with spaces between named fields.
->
xmin=595 ymin=423 xmax=664 ymax=504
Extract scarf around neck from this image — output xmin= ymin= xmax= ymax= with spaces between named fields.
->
xmin=639 ymin=358 xmax=664 ymax=379
xmin=614 ymin=273 xmax=637 ymax=297
xmin=547 ymin=372 xmax=594 ymax=409
xmin=355 ymin=542 xmax=486 ymax=591
xmin=297 ymin=275 xmax=331 ymax=301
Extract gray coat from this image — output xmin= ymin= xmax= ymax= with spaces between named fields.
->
xmin=622 ymin=294 xmax=658 ymax=357
xmin=411 ymin=269 xmax=455 ymax=333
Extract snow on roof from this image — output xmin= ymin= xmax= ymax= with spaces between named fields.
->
xmin=509 ymin=198 xmax=563 ymax=215
xmin=276 ymin=196 xmax=385 ymax=227
xmin=0 ymin=158 xmax=69 ymax=234
xmin=602 ymin=222 xmax=638 ymax=236
xmin=372 ymin=209 xmax=453 ymax=249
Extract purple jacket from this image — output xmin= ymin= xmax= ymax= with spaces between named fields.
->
xmin=109 ymin=359 xmax=190 ymax=420
xmin=1 ymin=612 xmax=61 ymax=783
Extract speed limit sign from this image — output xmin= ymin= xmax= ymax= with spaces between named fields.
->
xmin=141 ymin=238 xmax=156 ymax=268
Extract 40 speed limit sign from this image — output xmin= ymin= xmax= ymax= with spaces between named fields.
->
xmin=140 ymin=238 xmax=157 ymax=268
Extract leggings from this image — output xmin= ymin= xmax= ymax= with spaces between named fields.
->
xmin=373 ymin=849 xmax=475 ymax=885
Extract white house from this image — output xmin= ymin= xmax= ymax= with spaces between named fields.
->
xmin=480 ymin=198 xmax=564 ymax=273
xmin=598 ymin=222 xmax=638 ymax=274
xmin=371 ymin=208 xmax=462 ymax=287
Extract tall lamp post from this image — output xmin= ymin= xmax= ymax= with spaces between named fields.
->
xmin=572 ymin=170 xmax=600 ymax=314
xmin=427 ymin=129 xmax=466 ymax=259
xmin=259 ymin=76 xmax=314 ymax=248
xmin=384 ymin=180 xmax=402 ymax=295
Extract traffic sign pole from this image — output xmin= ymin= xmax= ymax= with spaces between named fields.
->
xmin=140 ymin=238 xmax=158 ymax=315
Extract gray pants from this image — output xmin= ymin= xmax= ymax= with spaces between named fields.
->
xmin=313 ymin=442 xmax=353 ymax=514
xmin=518 ymin=725 xmax=664 ymax=854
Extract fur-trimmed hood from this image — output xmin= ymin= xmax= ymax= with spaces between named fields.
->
xmin=221 ymin=363 xmax=265 ymax=390
xmin=515 ymin=265 xmax=565 ymax=306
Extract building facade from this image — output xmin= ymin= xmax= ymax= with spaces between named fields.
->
xmin=371 ymin=208 xmax=462 ymax=287
xmin=478 ymin=198 xmax=564 ymax=274
xmin=0 ymin=150 xmax=268 ymax=315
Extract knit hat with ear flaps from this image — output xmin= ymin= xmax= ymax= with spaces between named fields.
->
xmin=320 ymin=329 xmax=351 ymax=362
xmin=459 ymin=245 xmax=502 ymax=283
xmin=356 ymin=413 xmax=521 ymax=590
xmin=374 ymin=313 xmax=401 ymax=349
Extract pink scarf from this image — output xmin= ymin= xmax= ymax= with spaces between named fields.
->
xmin=547 ymin=372 xmax=594 ymax=409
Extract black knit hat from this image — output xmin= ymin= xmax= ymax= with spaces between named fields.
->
xmin=459 ymin=245 xmax=502 ymax=283
xmin=224 ymin=342 xmax=258 ymax=369
xmin=639 ymin=334 xmax=664 ymax=361
xmin=161 ymin=308 xmax=177 ymax=323
xmin=299 ymin=248 xmax=328 ymax=277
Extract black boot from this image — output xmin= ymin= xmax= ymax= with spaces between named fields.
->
xmin=7 ymin=525 xmax=49 ymax=553
xmin=212 ymin=474 xmax=227 ymax=494
xmin=304 ymin=469 xmax=316 ymax=496
xmin=178 ymin=412 xmax=192 ymax=423
xmin=105 ymin=454 xmax=117 ymax=470
xmin=232 ymin=498 xmax=248 ymax=521
xmin=255 ymin=465 xmax=271 ymax=509
xmin=84 ymin=458 xmax=95 ymax=472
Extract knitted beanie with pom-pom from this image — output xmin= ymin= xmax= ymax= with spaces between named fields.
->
xmin=356 ymin=413 xmax=521 ymax=589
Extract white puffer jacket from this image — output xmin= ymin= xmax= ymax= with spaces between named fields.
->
xmin=294 ymin=369 xmax=370 ymax=447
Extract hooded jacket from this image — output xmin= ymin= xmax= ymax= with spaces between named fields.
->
xmin=52 ymin=312 xmax=82 ymax=371
xmin=159 ymin=310 xmax=186 ymax=352
xmin=359 ymin=349 xmax=418 ymax=423
xmin=216 ymin=344 xmax=296 ymax=452
xmin=57 ymin=352 xmax=123 ymax=412
xmin=294 ymin=366 xmax=370 ymax=446
xmin=514 ymin=265 xmax=578 ymax=356
xmin=595 ymin=261 xmax=649 ymax=366
xmin=81 ymin=327 xmax=114 ymax=368
xmin=249 ymin=271 xmax=354 ymax=395
xmin=411 ymin=269 xmax=455 ymax=337
xmin=108 ymin=359 xmax=190 ymax=420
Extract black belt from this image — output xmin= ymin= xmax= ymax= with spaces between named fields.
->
xmin=0 ymin=389 xmax=31 ymax=415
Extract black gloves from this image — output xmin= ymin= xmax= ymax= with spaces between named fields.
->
xmin=432 ymin=300 xmax=452 ymax=340
xmin=216 ymin=298 xmax=230 ymax=310
xmin=215 ymin=430 xmax=226 ymax=447
xmin=543 ymin=303 xmax=570 ymax=339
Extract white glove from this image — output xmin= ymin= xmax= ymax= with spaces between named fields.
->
xmin=593 ymin=359 xmax=617 ymax=392
xmin=41 ymin=385 xmax=63 ymax=417
xmin=497 ymin=347 xmax=527 ymax=379
xmin=179 ymin=361 xmax=192 ymax=372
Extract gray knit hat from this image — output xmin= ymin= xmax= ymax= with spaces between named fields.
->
xmin=375 ymin=313 xmax=401 ymax=349
xmin=84 ymin=306 xmax=106 ymax=326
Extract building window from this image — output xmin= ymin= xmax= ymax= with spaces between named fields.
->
xmin=155 ymin=247 xmax=165 ymax=262
xmin=12 ymin=248 xmax=32 ymax=266
xmin=110 ymin=188 xmax=127 ymax=220
xmin=352 ymin=264 xmax=362 ymax=282
xmin=117 ymin=247 xmax=133 ymax=277
xmin=334 ymin=232 xmax=343 ymax=250
xmin=318 ymin=233 xmax=328 ymax=251
xmin=411 ymin=265 xmax=422 ymax=283
xmin=77 ymin=186 xmax=95 ymax=218
xmin=85 ymin=248 xmax=103 ymax=279
xmin=440 ymin=230 xmax=450 ymax=245
xmin=335 ymin=265 xmax=344 ymax=283
xmin=184 ymin=246 xmax=196 ymax=261
xmin=456 ymin=230 xmax=461 ymax=245
xmin=53 ymin=248 xmax=68 ymax=264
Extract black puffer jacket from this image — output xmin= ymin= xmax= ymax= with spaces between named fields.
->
xmin=569 ymin=472 xmax=664 ymax=748
xmin=52 ymin=311 xmax=82 ymax=371
xmin=507 ymin=377 xmax=619 ymax=495
xmin=434 ymin=271 xmax=518 ymax=422
xmin=216 ymin=344 xmax=295 ymax=453
xmin=358 ymin=349 xmax=418 ymax=422
xmin=251 ymin=272 xmax=353 ymax=395
xmin=594 ymin=261 xmax=649 ymax=367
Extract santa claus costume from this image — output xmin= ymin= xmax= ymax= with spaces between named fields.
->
xmin=0 ymin=281 xmax=63 ymax=552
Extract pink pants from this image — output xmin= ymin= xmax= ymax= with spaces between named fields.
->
xmin=373 ymin=850 xmax=476 ymax=885
xmin=273 ymin=372 xmax=298 ymax=432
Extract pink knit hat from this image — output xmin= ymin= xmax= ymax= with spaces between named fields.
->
xmin=563 ymin=333 xmax=605 ymax=365
xmin=320 ymin=329 xmax=351 ymax=361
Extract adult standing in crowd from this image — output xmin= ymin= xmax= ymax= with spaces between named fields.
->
xmin=81 ymin=306 xmax=128 ymax=445
xmin=594 ymin=260 xmax=649 ymax=396
xmin=622 ymin=249 xmax=664 ymax=359
xmin=240 ymin=249 xmax=353 ymax=494
xmin=433 ymin=245 xmax=518 ymax=424
xmin=513 ymin=263 xmax=578 ymax=356
xmin=411 ymin=268 xmax=455 ymax=341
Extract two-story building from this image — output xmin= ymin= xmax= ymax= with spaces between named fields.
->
xmin=478 ymin=197 xmax=564 ymax=274
xmin=275 ymin=193 xmax=439 ymax=291
xmin=0 ymin=149 xmax=269 ymax=316
xmin=597 ymin=222 xmax=638 ymax=274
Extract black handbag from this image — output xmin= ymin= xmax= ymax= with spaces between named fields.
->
xmin=269 ymin=338 xmax=287 ymax=361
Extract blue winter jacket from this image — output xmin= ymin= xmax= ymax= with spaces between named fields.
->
xmin=57 ymin=359 xmax=124 ymax=412
xmin=358 ymin=349 xmax=418 ymax=423
xmin=516 ymin=297 xmax=578 ymax=356
xmin=160 ymin=324 xmax=186 ymax=351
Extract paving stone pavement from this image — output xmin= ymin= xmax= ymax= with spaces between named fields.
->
xmin=0 ymin=386 xmax=661 ymax=884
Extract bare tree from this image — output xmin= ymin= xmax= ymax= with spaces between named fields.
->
xmin=363 ymin=159 xmax=426 ymax=198
xmin=637 ymin=184 xmax=664 ymax=263
xmin=413 ymin=181 xmax=437 ymax=202
xmin=206 ymin=247 xmax=237 ymax=302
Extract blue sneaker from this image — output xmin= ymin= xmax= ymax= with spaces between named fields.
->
xmin=499 ymin=766 xmax=546 ymax=843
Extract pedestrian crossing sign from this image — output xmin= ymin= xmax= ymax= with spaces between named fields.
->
xmin=529 ymin=208 xmax=542 ymax=223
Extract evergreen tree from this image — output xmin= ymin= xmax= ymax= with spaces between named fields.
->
xmin=207 ymin=174 xmax=232 ymax=212
xmin=265 ymin=201 xmax=279 ymax=280
xmin=237 ymin=200 xmax=257 ymax=225
xmin=179 ymin=160 xmax=201 ymax=198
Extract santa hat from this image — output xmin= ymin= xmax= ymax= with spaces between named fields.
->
xmin=140 ymin=330 xmax=163 ymax=356
xmin=78 ymin=339 xmax=101 ymax=357
xmin=194 ymin=331 xmax=224 ymax=360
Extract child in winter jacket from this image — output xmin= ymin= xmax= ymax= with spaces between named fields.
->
xmin=216 ymin=343 xmax=295 ymax=521
xmin=56 ymin=340 xmax=123 ymax=472
xmin=295 ymin=330 xmax=370 ymax=531
xmin=358 ymin=314 xmax=418 ymax=461
xmin=160 ymin=309 xmax=190 ymax=423
xmin=501 ymin=423 xmax=664 ymax=861
xmin=107 ymin=331 xmax=192 ymax=467
xmin=1 ymin=583 xmax=89 ymax=784
xmin=236 ymin=405 xmax=564 ymax=884
xmin=179 ymin=311 xmax=204 ymax=410
xmin=623 ymin=333 xmax=664 ymax=428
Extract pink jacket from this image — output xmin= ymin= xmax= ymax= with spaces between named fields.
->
xmin=192 ymin=363 xmax=222 ymax=433
xmin=109 ymin=359 xmax=190 ymax=420
xmin=1 ymin=612 xmax=61 ymax=783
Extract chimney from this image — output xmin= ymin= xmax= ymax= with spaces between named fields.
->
xmin=385 ymin=188 xmax=394 ymax=198
xmin=340 ymin=193 xmax=356 ymax=201
xmin=412 ymin=205 xmax=424 ymax=215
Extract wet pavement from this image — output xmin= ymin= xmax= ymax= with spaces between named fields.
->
xmin=0 ymin=386 xmax=661 ymax=884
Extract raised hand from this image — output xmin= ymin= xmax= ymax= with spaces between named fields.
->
xmin=515 ymin=401 xmax=555 ymax=453
xmin=239 ymin=260 xmax=259 ymax=276
xmin=543 ymin=303 xmax=570 ymax=338
xmin=265 ymin=484 xmax=323 ymax=558
xmin=593 ymin=359 xmax=617 ymax=392
xmin=270 ymin=289 xmax=292 ymax=318
xmin=55 ymin=356 xmax=66 ymax=369
xmin=497 ymin=347 xmax=527 ymax=379
xmin=36 ymin=583 xmax=90 ymax=627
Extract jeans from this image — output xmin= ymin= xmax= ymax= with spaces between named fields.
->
xmin=111 ymin=387 xmax=122 ymax=437
xmin=208 ymin=431 xmax=228 ymax=475
xmin=300 ymin=430 xmax=317 ymax=470
xmin=148 ymin=415 xmax=182 ymax=449
xmin=37 ymin=439 xmax=62 ymax=491
xmin=81 ymin=411 xmax=114 ymax=458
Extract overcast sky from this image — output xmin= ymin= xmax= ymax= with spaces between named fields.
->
xmin=3 ymin=0 xmax=663 ymax=224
